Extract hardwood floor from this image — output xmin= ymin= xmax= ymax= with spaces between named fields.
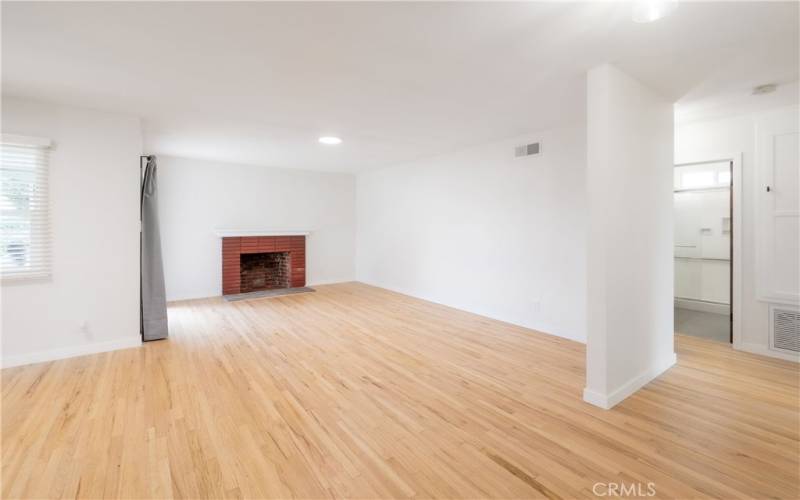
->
xmin=2 ymin=282 xmax=798 ymax=499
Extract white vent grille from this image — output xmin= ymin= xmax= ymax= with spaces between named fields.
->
xmin=514 ymin=142 xmax=541 ymax=158
xmin=770 ymin=305 xmax=800 ymax=353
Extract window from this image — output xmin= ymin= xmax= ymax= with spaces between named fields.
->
xmin=674 ymin=161 xmax=731 ymax=190
xmin=680 ymin=170 xmax=716 ymax=189
xmin=1 ymin=135 xmax=52 ymax=280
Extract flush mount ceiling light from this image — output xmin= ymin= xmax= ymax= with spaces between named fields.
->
xmin=318 ymin=136 xmax=342 ymax=145
xmin=753 ymin=83 xmax=778 ymax=95
xmin=632 ymin=0 xmax=678 ymax=23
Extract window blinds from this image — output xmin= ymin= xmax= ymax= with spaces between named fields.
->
xmin=0 ymin=136 xmax=51 ymax=280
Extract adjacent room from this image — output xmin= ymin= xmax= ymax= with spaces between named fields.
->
xmin=2 ymin=2 xmax=798 ymax=499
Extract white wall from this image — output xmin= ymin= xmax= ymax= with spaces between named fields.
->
xmin=584 ymin=64 xmax=676 ymax=409
xmin=675 ymin=104 xmax=799 ymax=360
xmin=356 ymin=125 xmax=587 ymax=342
xmin=157 ymin=156 xmax=356 ymax=301
xmin=1 ymin=97 xmax=142 ymax=367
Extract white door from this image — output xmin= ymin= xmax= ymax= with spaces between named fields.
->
xmin=757 ymin=107 xmax=800 ymax=305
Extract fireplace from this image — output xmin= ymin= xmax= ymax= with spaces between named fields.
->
xmin=221 ymin=235 xmax=306 ymax=295
xmin=240 ymin=251 xmax=290 ymax=293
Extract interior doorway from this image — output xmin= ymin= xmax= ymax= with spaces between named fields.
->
xmin=673 ymin=160 xmax=734 ymax=343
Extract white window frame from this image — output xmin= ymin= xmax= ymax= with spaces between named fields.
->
xmin=1 ymin=134 xmax=53 ymax=281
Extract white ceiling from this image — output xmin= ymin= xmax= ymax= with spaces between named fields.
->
xmin=2 ymin=1 xmax=798 ymax=172
xmin=676 ymin=80 xmax=799 ymax=125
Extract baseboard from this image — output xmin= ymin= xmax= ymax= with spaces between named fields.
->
xmin=1 ymin=336 xmax=142 ymax=369
xmin=583 ymin=353 xmax=677 ymax=409
xmin=307 ymin=279 xmax=355 ymax=287
xmin=675 ymin=298 xmax=729 ymax=315
xmin=355 ymin=279 xmax=587 ymax=343
xmin=734 ymin=341 xmax=799 ymax=363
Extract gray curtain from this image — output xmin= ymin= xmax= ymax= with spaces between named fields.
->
xmin=141 ymin=156 xmax=168 ymax=341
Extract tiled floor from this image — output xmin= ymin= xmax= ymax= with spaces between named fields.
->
xmin=675 ymin=306 xmax=730 ymax=343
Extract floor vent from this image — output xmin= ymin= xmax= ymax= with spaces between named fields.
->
xmin=770 ymin=305 xmax=800 ymax=354
xmin=514 ymin=142 xmax=541 ymax=158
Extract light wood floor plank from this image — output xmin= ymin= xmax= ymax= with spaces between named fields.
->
xmin=2 ymin=282 xmax=798 ymax=499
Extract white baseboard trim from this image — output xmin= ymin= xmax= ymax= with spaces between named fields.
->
xmin=675 ymin=298 xmax=729 ymax=315
xmin=734 ymin=341 xmax=799 ymax=363
xmin=307 ymin=279 xmax=355 ymax=287
xmin=356 ymin=279 xmax=587 ymax=343
xmin=1 ymin=336 xmax=142 ymax=369
xmin=583 ymin=353 xmax=677 ymax=409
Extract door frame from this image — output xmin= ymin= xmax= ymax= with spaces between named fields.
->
xmin=673 ymin=154 xmax=742 ymax=346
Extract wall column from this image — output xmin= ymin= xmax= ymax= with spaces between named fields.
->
xmin=584 ymin=64 xmax=676 ymax=409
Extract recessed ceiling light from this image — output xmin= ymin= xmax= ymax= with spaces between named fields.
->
xmin=752 ymin=83 xmax=778 ymax=95
xmin=632 ymin=1 xmax=678 ymax=23
xmin=318 ymin=136 xmax=342 ymax=145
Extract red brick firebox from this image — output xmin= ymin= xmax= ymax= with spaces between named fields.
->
xmin=222 ymin=235 xmax=306 ymax=295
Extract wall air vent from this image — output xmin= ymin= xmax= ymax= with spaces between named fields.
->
xmin=770 ymin=304 xmax=800 ymax=354
xmin=514 ymin=142 xmax=541 ymax=158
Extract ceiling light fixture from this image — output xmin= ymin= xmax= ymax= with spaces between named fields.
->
xmin=318 ymin=136 xmax=342 ymax=145
xmin=632 ymin=0 xmax=678 ymax=23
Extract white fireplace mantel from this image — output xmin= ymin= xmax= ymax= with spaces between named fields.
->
xmin=214 ymin=229 xmax=312 ymax=238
